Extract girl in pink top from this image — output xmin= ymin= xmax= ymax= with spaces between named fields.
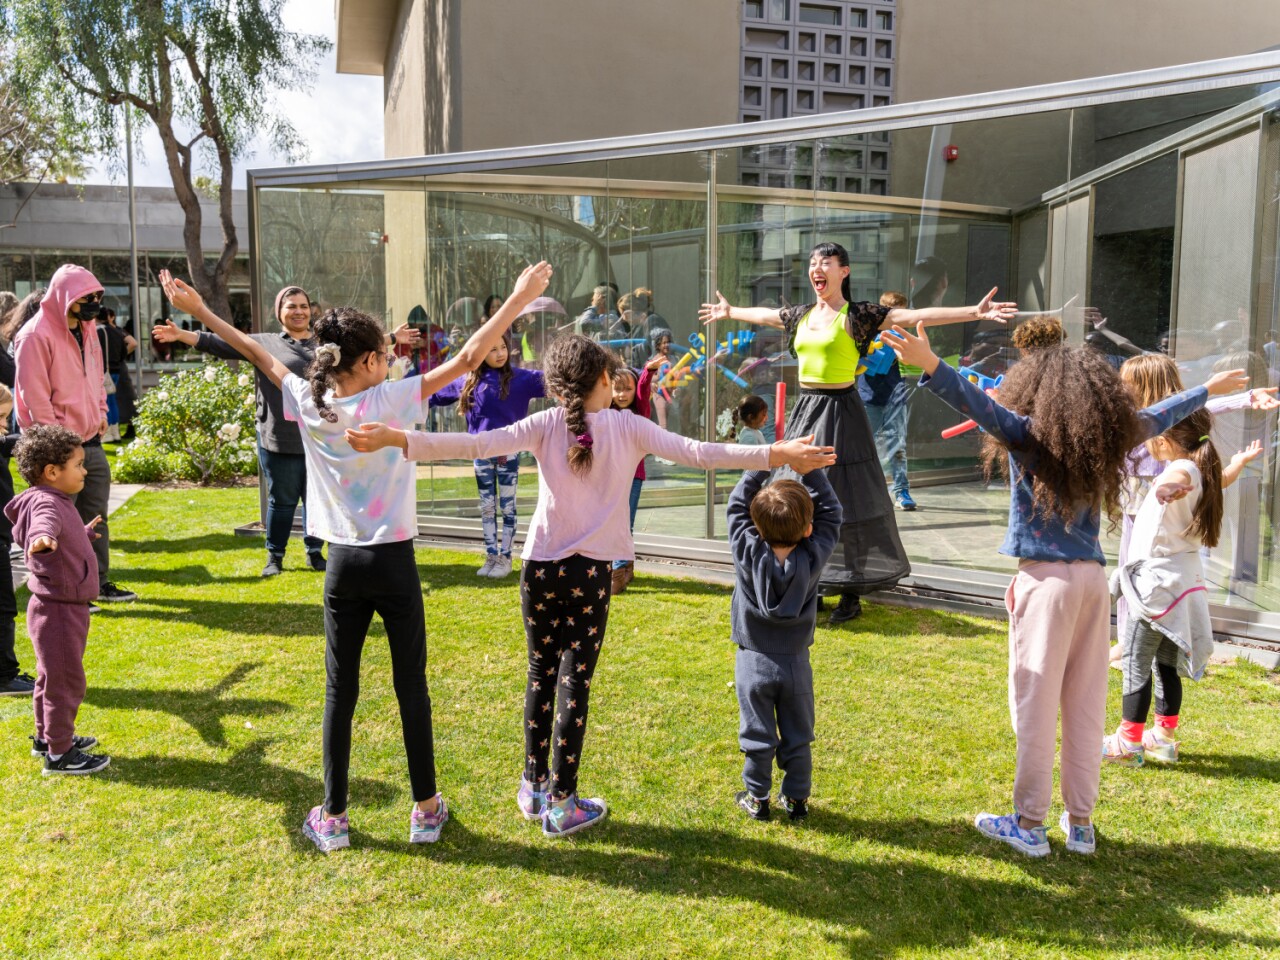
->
xmin=607 ymin=354 xmax=662 ymax=594
xmin=348 ymin=335 xmax=834 ymax=838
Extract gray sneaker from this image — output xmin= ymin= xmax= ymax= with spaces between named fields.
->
xmin=488 ymin=555 xmax=513 ymax=579
xmin=476 ymin=556 xmax=497 ymax=577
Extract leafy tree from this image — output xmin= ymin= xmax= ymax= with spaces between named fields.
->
xmin=0 ymin=1 xmax=329 ymax=318
xmin=0 ymin=50 xmax=83 ymax=225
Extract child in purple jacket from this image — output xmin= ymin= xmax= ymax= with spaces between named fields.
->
xmin=6 ymin=424 xmax=108 ymax=775
xmin=430 ymin=333 xmax=545 ymax=579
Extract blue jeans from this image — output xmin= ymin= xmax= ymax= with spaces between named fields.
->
xmin=864 ymin=397 xmax=910 ymax=497
xmin=612 ymin=477 xmax=644 ymax=570
xmin=260 ymin=445 xmax=325 ymax=560
xmin=474 ymin=456 xmax=520 ymax=557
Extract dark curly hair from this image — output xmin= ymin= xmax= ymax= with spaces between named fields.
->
xmin=981 ymin=344 xmax=1142 ymax=527
xmin=15 ymin=424 xmax=84 ymax=485
xmin=542 ymin=335 xmax=620 ymax=476
xmin=458 ymin=333 xmax=513 ymax=417
xmin=307 ymin=307 xmax=386 ymax=423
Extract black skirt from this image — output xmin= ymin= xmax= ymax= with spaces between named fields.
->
xmin=775 ymin=384 xmax=911 ymax=595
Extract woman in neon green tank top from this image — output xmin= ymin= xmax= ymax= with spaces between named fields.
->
xmin=699 ymin=241 xmax=1016 ymax=622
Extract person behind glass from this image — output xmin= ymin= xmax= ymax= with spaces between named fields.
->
xmin=14 ymin=265 xmax=136 ymax=604
xmin=701 ymin=242 xmax=1015 ymax=624
xmin=862 ymin=288 xmax=915 ymax=510
xmin=649 ymin=329 xmax=675 ymax=430
xmin=160 ymin=261 xmax=553 ymax=852
xmin=731 ymin=394 xmax=769 ymax=446
xmin=607 ymin=351 xmax=662 ymax=595
xmin=346 ymin=335 xmax=835 ymax=838
xmin=880 ymin=318 xmax=1246 ymax=857
xmin=729 ymin=463 xmax=841 ymax=823
xmin=429 ymin=332 xmax=546 ymax=579
xmin=576 ymin=285 xmax=618 ymax=335
xmin=154 ymin=286 xmax=330 ymax=577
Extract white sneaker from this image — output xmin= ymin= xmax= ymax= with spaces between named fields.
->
xmin=476 ymin=556 xmax=497 ymax=577
xmin=488 ymin=555 xmax=513 ymax=578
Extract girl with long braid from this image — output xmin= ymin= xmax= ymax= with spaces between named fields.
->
xmin=347 ymin=335 xmax=836 ymax=838
xmin=159 ymin=263 xmax=552 ymax=852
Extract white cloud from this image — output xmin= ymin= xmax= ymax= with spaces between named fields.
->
xmin=85 ymin=0 xmax=383 ymax=188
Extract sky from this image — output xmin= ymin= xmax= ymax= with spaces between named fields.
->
xmin=87 ymin=0 xmax=385 ymax=188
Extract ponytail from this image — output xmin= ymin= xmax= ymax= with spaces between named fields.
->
xmin=1160 ymin=409 xmax=1223 ymax=548
xmin=543 ymin=334 xmax=619 ymax=476
xmin=307 ymin=307 xmax=386 ymax=423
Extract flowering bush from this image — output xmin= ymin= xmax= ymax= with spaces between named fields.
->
xmin=116 ymin=359 xmax=259 ymax=484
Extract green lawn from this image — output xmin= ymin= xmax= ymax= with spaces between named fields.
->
xmin=2 ymin=487 xmax=1278 ymax=959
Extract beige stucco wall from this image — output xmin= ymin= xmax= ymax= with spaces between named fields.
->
xmin=383 ymin=0 xmax=428 ymax=157
xmin=895 ymin=1 xmax=1280 ymax=104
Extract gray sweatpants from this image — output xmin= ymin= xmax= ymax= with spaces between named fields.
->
xmin=72 ymin=442 xmax=111 ymax=589
xmin=735 ymin=646 xmax=815 ymax=801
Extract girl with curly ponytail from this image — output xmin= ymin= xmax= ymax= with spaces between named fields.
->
xmin=159 ymin=261 xmax=553 ymax=851
xmin=345 ymin=333 xmax=837 ymax=839
xmin=1105 ymin=408 xmax=1261 ymax=770
xmin=881 ymin=319 xmax=1248 ymax=857
xmin=428 ymin=333 xmax=546 ymax=578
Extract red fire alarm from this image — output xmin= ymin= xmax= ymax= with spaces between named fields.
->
xmin=943 ymin=144 xmax=959 ymax=162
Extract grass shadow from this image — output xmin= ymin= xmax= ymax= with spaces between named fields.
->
xmin=1175 ymin=751 xmax=1280 ymax=783
xmin=107 ymin=565 xmax=267 ymax=586
xmin=85 ymin=663 xmax=293 ymax=746
xmin=113 ymin=534 xmax=253 ymax=556
xmin=118 ymin=596 xmax=325 ymax=637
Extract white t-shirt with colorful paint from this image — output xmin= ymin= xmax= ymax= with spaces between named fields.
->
xmin=281 ymin=373 xmax=427 ymax=546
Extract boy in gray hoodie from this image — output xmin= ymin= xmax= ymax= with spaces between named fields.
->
xmin=728 ymin=467 xmax=841 ymax=821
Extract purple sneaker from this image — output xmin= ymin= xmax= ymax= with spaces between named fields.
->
xmin=974 ymin=811 xmax=1049 ymax=857
xmin=303 ymin=805 xmax=349 ymax=853
xmin=410 ymin=794 xmax=449 ymax=844
xmin=542 ymin=794 xmax=608 ymax=838
xmin=517 ymin=775 xmax=549 ymax=820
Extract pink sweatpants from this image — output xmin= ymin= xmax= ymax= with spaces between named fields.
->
xmin=29 ymin=596 xmax=90 ymax=755
xmin=1005 ymin=560 xmax=1110 ymax=823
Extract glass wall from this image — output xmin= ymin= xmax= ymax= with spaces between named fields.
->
xmin=250 ymin=60 xmax=1280 ymax=629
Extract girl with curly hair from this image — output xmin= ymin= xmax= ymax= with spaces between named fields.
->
xmin=430 ymin=332 xmax=546 ymax=578
xmin=159 ymin=262 xmax=552 ymax=853
xmin=346 ymin=335 xmax=836 ymax=838
xmin=881 ymin=320 xmax=1246 ymax=857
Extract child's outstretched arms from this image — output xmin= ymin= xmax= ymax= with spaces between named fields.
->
xmin=1223 ymin=439 xmax=1264 ymax=489
xmin=159 ymin=271 xmax=290 ymax=387
xmin=347 ymin=422 xmax=409 ymax=453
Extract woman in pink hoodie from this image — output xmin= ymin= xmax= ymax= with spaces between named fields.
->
xmin=14 ymin=265 xmax=135 ymax=604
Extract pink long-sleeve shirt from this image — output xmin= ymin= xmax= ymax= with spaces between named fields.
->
xmin=404 ymin=406 xmax=771 ymax=562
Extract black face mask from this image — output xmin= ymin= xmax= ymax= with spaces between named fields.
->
xmin=74 ymin=299 xmax=103 ymax=322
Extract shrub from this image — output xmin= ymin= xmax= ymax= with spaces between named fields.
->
xmin=116 ymin=361 xmax=259 ymax=485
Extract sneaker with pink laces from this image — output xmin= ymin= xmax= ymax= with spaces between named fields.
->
xmin=1142 ymin=729 xmax=1179 ymax=764
xmin=410 ymin=794 xmax=449 ymax=844
xmin=303 ymin=805 xmax=349 ymax=853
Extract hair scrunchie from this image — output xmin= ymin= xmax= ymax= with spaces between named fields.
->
xmin=575 ymin=433 xmax=594 ymax=450
xmin=315 ymin=343 xmax=341 ymax=364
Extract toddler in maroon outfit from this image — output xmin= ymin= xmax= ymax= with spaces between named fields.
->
xmin=6 ymin=425 xmax=109 ymax=775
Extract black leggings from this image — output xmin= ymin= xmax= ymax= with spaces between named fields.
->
xmin=1123 ymin=662 xmax=1183 ymax=724
xmin=521 ymin=555 xmax=612 ymax=800
xmin=322 ymin=540 xmax=436 ymax=814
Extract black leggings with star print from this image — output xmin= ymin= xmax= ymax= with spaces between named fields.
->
xmin=520 ymin=554 xmax=611 ymax=800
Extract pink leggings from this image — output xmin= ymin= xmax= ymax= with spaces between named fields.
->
xmin=1005 ymin=560 xmax=1109 ymax=822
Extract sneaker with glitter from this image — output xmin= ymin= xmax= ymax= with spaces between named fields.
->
xmin=302 ymin=805 xmax=349 ymax=853
xmin=542 ymin=794 xmax=608 ymax=838
xmin=410 ymin=794 xmax=449 ymax=844
xmin=1058 ymin=812 xmax=1097 ymax=854
xmin=974 ymin=811 xmax=1050 ymax=857
xmin=1142 ymin=729 xmax=1179 ymax=764
xmin=517 ymin=774 xmax=549 ymax=820
xmin=1102 ymin=730 xmax=1145 ymax=767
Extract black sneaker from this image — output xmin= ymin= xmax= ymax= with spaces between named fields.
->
xmin=778 ymin=794 xmax=809 ymax=821
xmin=261 ymin=558 xmax=283 ymax=578
xmin=31 ymin=734 xmax=98 ymax=757
xmin=307 ymin=553 xmax=327 ymax=573
xmin=0 ymin=672 xmax=36 ymax=696
xmin=43 ymin=747 xmax=111 ymax=776
xmin=88 ymin=603 xmax=102 ymax=614
xmin=830 ymin=594 xmax=862 ymax=624
xmin=735 ymin=790 xmax=770 ymax=821
xmin=97 ymin=582 xmax=137 ymax=603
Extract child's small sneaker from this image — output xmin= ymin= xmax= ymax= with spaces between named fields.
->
xmin=31 ymin=734 xmax=98 ymax=757
xmin=409 ymin=795 xmax=449 ymax=844
xmin=542 ymin=794 xmax=607 ymax=838
xmin=476 ymin=556 xmax=496 ymax=577
xmin=1058 ymin=812 xmax=1096 ymax=854
xmin=1142 ymin=729 xmax=1179 ymax=764
xmin=42 ymin=747 xmax=110 ymax=776
xmin=778 ymin=794 xmax=808 ymax=822
xmin=735 ymin=790 xmax=770 ymax=821
xmin=488 ymin=555 xmax=513 ymax=579
xmin=302 ymin=805 xmax=349 ymax=853
xmin=973 ymin=811 xmax=1050 ymax=857
xmin=517 ymin=774 xmax=549 ymax=820
xmin=1102 ymin=731 xmax=1144 ymax=767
